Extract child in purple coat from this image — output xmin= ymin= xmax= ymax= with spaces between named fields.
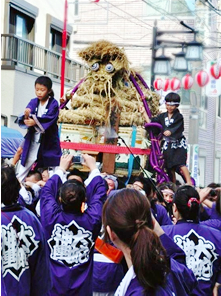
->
xmin=17 ymin=76 xmax=61 ymax=181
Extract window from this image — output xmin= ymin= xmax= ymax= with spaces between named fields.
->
xmin=199 ymin=110 xmax=207 ymax=129
xmin=198 ymin=157 xmax=206 ymax=187
xmin=46 ymin=15 xmax=72 ymax=54
xmin=208 ymin=7 xmax=212 ymax=27
xmin=180 ymin=88 xmax=190 ymax=105
xmin=9 ymin=7 xmax=35 ymax=40
xmin=144 ymin=0 xmax=194 ymax=18
xmin=214 ymin=158 xmax=220 ymax=184
xmin=200 ymin=95 xmax=208 ymax=110
xmin=49 ymin=28 xmax=70 ymax=54
xmin=144 ymin=0 xmax=169 ymax=17
xmin=218 ymin=95 xmax=221 ymax=118
xmin=74 ymin=0 xmax=79 ymax=16
xmin=171 ymin=0 xmax=194 ymax=16
xmin=199 ymin=95 xmax=207 ymax=129
xmin=50 ymin=28 xmax=62 ymax=53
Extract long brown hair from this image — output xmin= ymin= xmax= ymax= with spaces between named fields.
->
xmin=102 ymin=188 xmax=169 ymax=292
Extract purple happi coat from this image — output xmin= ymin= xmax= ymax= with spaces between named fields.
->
xmin=1 ymin=204 xmax=52 ymax=296
xmin=163 ymin=220 xmax=221 ymax=295
xmin=151 ymin=109 xmax=187 ymax=169
xmin=40 ymin=171 xmax=107 ymax=295
xmin=118 ymin=234 xmax=198 ymax=296
xmin=21 ymin=97 xmax=61 ymax=167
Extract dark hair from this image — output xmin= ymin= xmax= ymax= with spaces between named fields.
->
xmin=173 ymin=185 xmax=200 ymax=220
xmin=1 ymin=166 xmax=21 ymax=205
xmin=156 ymin=183 xmax=176 ymax=218
xmin=26 ymin=170 xmax=42 ymax=182
xmin=59 ymin=179 xmax=86 ymax=213
xmin=207 ymin=182 xmax=221 ymax=188
xmin=103 ymin=188 xmax=169 ymax=292
xmin=165 ymin=92 xmax=180 ymax=104
xmin=156 ymin=182 xmax=176 ymax=201
xmin=35 ymin=76 xmax=54 ymax=97
xmin=133 ymin=176 xmax=154 ymax=198
xmin=67 ymin=168 xmax=85 ymax=183
xmin=103 ymin=178 xmax=109 ymax=193
xmin=216 ymin=191 xmax=221 ymax=215
xmin=206 ymin=183 xmax=221 ymax=214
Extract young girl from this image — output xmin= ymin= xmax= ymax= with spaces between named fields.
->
xmin=17 ymin=76 xmax=61 ymax=181
xmin=141 ymin=92 xmax=192 ymax=185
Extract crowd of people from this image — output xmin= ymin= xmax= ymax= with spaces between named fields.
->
xmin=1 ymin=76 xmax=221 ymax=296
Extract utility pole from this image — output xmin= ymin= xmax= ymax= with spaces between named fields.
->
xmin=60 ymin=0 xmax=68 ymax=99
xmin=150 ymin=21 xmax=157 ymax=89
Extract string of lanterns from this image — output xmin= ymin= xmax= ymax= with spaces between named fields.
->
xmin=153 ymin=62 xmax=221 ymax=91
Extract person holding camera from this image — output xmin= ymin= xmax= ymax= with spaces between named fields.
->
xmin=163 ymin=185 xmax=221 ymax=296
xmin=40 ymin=154 xmax=107 ymax=296
xmin=199 ymin=186 xmax=221 ymax=222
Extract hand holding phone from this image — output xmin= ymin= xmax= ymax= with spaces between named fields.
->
xmin=72 ymin=154 xmax=83 ymax=164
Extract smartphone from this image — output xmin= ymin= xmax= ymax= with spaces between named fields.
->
xmin=72 ymin=154 xmax=83 ymax=164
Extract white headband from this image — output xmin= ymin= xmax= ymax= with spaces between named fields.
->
xmin=165 ymin=101 xmax=180 ymax=106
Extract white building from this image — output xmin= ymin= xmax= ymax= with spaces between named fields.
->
xmin=1 ymin=0 xmax=221 ymax=185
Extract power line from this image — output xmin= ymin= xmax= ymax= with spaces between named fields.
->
xmin=205 ymin=0 xmax=221 ymax=12
xmin=80 ymin=0 xmax=154 ymax=31
xmin=199 ymin=0 xmax=221 ymax=16
xmin=141 ymin=0 xmax=196 ymax=43
xmin=104 ymin=0 xmax=155 ymax=29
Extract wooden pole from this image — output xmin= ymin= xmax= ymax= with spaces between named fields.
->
xmin=102 ymin=103 xmax=120 ymax=174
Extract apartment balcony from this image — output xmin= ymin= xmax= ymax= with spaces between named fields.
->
xmin=1 ymin=34 xmax=87 ymax=84
xmin=1 ymin=34 xmax=88 ymax=128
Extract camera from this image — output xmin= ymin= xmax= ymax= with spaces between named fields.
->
xmin=210 ymin=189 xmax=217 ymax=197
xmin=72 ymin=154 xmax=83 ymax=164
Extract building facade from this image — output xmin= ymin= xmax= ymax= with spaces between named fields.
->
xmin=1 ymin=0 xmax=221 ymax=185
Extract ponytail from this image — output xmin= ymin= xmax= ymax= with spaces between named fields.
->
xmin=130 ymin=225 xmax=169 ymax=291
xmin=103 ymin=189 xmax=170 ymax=292
xmin=173 ymin=185 xmax=200 ymax=220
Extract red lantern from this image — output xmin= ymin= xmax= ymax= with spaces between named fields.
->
xmin=162 ymin=78 xmax=170 ymax=91
xmin=210 ymin=64 xmax=220 ymax=79
xmin=170 ymin=77 xmax=181 ymax=91
xmin=195 ymin=70 xmax=209 ymax=87
xmin=182 ymin=74 xmax=194 ymax=90
xmin=217 ymin=60 xmax=221 ymax=77
xmin=153 ymin=78 xmax=163 ymax=90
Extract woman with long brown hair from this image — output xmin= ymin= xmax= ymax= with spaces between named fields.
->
xmin=102 ymin=188 xmax=197 ymax=295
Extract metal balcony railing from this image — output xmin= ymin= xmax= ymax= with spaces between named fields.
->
xmin=1 ymin=34 xmax=87 ymax=83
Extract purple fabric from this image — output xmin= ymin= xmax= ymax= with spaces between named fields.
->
xmin=93 ymin=250 xmax=124 ymax=293
xmin=59 ymin=78 xmax=85 ymax=109
xmin=163 ymin=221 xmax=221 ymax=295
xmin=21 ymin=97 xmax=61 ymax=167
xmin=40 ymin=174 xmax=107 ymax=295
xmin=125 ymin=277 xmax=175 ymax=296
xmin=152 ymin=204 xmax=173 ymax=226
xmin=1 ymin=204 xmax=52 ymax=296
xmin=201 ymin=219 xmax=221 ymax=231
xmin=210 ymin=203 xmax=221 ymax=221
xmin=125 ymin=261 xmax=197 ymax=296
